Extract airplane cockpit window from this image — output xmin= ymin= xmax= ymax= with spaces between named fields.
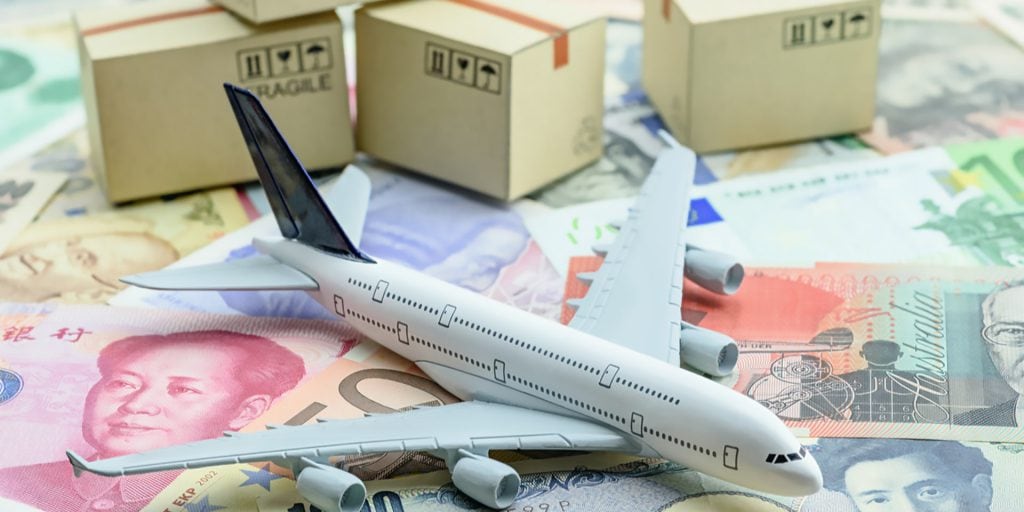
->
xmin=765 ymin=447 xmax=809 ymax=464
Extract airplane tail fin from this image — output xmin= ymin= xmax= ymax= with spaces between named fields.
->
xmin=223 ymin=83 xmax=372 ymax=262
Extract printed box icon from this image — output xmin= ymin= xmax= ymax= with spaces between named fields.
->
xmin=75 ymin=0 xmax=354 ymax=202
xmin=356 ymin=0 xmax=606 ymax=200
xmin=644 ymin=0 xmax=880 ymax=153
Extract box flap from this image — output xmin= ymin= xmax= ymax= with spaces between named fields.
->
xmin=360 ymin=0 xmax=603 ymax=55
xmin=675 ymin=0 xmax=864 ymax=23
xmin=75 ymin=0 xmax=333 ymax=59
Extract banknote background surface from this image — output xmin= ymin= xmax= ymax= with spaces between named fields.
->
xmin=4 ymin=2 xmax=1024 ymax=512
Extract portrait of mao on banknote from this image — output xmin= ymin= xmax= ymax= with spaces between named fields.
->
xmin=0 ymin=303 xmax=359 ymax=512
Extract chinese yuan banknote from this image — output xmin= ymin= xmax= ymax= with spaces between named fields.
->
xmin=0 ymin=303 xmax=360 ymax=512
xmin=562 ymin=260 xmax=1024 ymax=442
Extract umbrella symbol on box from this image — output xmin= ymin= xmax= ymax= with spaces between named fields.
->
xmin=477 ymin=61 xmax=499 ymax=92
xmin=305 ymin=43 xmax=327 ymax=69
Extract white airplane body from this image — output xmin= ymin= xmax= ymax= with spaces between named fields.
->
xmin=68 ymin=84 xmax=822 ymax=512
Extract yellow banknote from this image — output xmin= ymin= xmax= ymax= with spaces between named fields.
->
xmin=0 ymin=186 xmax=249 ymax=303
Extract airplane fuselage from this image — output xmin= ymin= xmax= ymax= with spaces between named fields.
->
xmin=258 ymin=238 xmax=821 ymax=496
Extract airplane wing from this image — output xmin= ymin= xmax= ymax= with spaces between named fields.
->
xmin=68 ymin=402 xmax=637 ymax=477
xmin=567 ymin=140 xmax=695 ymax=365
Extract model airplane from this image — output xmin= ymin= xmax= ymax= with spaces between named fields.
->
xmin=67 ymin=84 xmax=823 ymax=512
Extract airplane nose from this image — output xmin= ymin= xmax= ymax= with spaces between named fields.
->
xmin=786 ymin=453 xmax=823 ymax=496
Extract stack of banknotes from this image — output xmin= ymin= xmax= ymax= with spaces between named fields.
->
xmin=3 ymin=0 xmax=1024 ymax=510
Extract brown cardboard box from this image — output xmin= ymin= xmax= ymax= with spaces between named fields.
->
xmin=643 ymin=0 xmax=880 ymax=153
xmin=356 ymin=0 xmax=605 ymax=200
xmin=75 ymin=0 xmax=353 ymax=202
xmin=213 ymin=0 xmax=361 ymax=24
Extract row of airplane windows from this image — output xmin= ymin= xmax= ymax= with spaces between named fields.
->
xmin=644 ymin=425 xmax=716 ymax=458
xmin=615 ymin=376 xmax=681 ymax=406
xmin=506 ymin=373 xmax=627 ymax=426
xmin=765 ymin=447 xmax=808 ymax=464
xmin=410 ymin=333 xmax=492 ymax=372
xmin=347 ymin=279 xmax=687 ymax=423
xmin=347 ymin=309 xmax=398 ymax=335
xmin=453 ymin=315 xmax=602 ymax=376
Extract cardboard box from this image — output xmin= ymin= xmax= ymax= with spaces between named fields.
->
xmin=213 ymin=0 xmax=358 ymax=24
xmin=643 ymin=0 xmax=880 ymax=153
xmin=75 ymin=0 xmax=354 ymax=202
xmin=356 ymin=0 xmax=605 ymax=200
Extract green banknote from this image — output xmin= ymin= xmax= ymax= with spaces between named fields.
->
xmin=0 ymin=23 xmax=82 ymax=170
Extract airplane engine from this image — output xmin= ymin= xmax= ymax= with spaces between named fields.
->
xmin=684 ymin=246 xmax=744 ymax=295
xmin=295 ymin=462 xmax=367 ymax=512
xmin=450 ymin=452 xmax=521 ymax=509
xmin=680 ymin=322 xmax=739 ymax=377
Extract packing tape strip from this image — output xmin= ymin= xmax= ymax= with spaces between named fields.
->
xmin=81 ymin=5 xmax=224 ymax=37
xmin=662 ymin=0 xmax=671 ymax=20
xmin=447 ymin=0 xmax=569 ymax=69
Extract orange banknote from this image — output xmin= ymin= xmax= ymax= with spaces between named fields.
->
xmin=566 ymin=258 xmax=1024 ymax=442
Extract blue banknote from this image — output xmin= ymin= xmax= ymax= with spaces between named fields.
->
xmin=112 ymin=163 xmax=532 ymax=319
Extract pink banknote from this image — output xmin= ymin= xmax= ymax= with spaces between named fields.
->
xmin=0 ymin=303 xmax=359 ymax=512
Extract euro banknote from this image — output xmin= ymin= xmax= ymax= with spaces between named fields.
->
xmin=140 ymin=341 xmax=455 ymax=512
xmin=2 ymin=186 xmax=250 ymax=303
xmin=860 ymin=19 xmax=1024 ymax=153
xmin=0 ymin=303 xmax=360 ymax=512
xmin=0 ymin=168 xmax=66 ymax=254
xmin=113 ymin=164 xmax=563 ymax=321
xmin=561 ymin=260 xmax=1024 ymax=442
xmin=524 ymin=147 xmax=984 ymax=274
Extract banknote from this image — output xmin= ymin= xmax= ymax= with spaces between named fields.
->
xmin=349 ymin=438 xmax=1023 ymax=512
xmin=805 ymin=437 xmax=1024 ymax=511
xmin=973 ymin=0 xmax=1024 ymax=49
xmin=562 ymin=261 xmax=1024 ymax=442
xmin=0 ymin=23 xmax=83 ymax=171
xmin=517 ymin=196 xmax=750 ymax=277
xmin=142 ymin=342 xmax=463 ymax=511
xmin=113 ymin=164 xmax=562 ymax=319
xmin=604 ymin=20 xmax=642 ymax=99
xmin=255 ymin=452 xmax=806 ymax=512
xmin=530 ymin=148 xmax=986 ymax=272
xmin=0 ymin=169 xmax=66 ymax=254
xmin=528 ymin=92 xmax=719 ymax=209
xmin=0 ymin=302 xmax=360 ymax=512
xmin=861 ymin=19 xmax=1024 ymax=154
xmin=1 ymin=186 xmax=249 ymax=303
xmin=882 ymin=0 xmax=977 ymax=20
xmin=5 ymin=127 xmax=112 ymax=220
xmin=700 ymin=138 xmax=879 ymax=181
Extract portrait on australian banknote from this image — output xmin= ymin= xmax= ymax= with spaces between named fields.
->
xmin=0 ymin=215 xmax=178 ymax=303
xmin=0 ymin=318 xmax=319 ymax=512
xmin=955 ymin=281 xmax=1024 ymax=428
